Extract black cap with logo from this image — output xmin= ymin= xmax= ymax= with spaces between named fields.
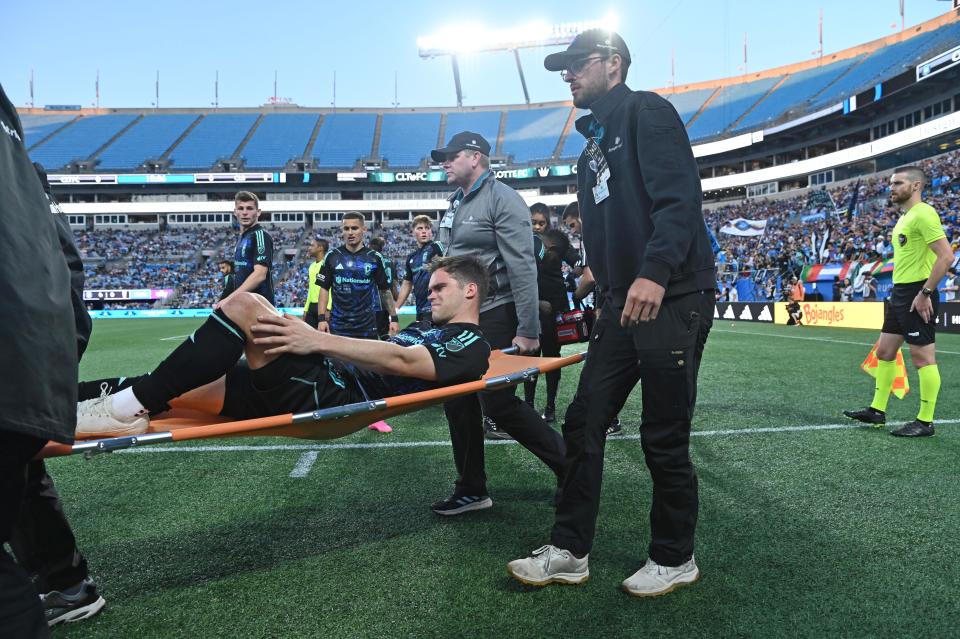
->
xmin=431 ymin=131 xmax=491 ymax=162
xmin=543 ymin=28 xmax=631 ymax=72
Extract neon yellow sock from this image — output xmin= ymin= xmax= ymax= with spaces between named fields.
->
xmin=869 ymin=359 xmax=897 ymax=413
xmin=917 ymin=364 xmax=940 ymax=423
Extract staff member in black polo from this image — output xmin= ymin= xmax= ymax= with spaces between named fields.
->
xmin=507 ymin=30 xmax=716 ymax=598
xmin=429 ymin=131 xmax=567 ymax=516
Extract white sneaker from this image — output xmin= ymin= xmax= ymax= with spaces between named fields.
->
xmin=507 ymin=545 xmax=589 ymax=586
xmin=76 ymin=395 xmax=149 ymax=438
xmin=621 ymin=556 xmax=700 ymax=597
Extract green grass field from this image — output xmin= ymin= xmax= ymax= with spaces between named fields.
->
xmin=47 ymin=318 xmax=960 ymax=638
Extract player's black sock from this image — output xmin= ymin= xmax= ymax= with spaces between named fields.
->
xmin=545 ymin=370 xmax=560 ymax=409
xmin=78 ymin=375 xmax=146 ymax=401
xmin=132 ymin=309 xmax=245 ymax=413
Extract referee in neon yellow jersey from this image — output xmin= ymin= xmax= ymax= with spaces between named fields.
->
xmin=844 ymin=166 xmax=954 ymax=437
xmin=302 ymin=236 xmax=329 ymax=328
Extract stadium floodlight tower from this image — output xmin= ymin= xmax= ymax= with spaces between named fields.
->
xmin=418 ymin=14 xmax=619 ymax=107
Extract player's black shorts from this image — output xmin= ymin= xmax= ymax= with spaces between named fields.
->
xmin=221 ymin=355 xmax=360 ymax=420
xmin=882 ymin=281 xmax=938 ymax=346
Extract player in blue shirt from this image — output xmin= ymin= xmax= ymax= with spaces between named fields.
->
xmin=316 ymin=213 xmax=399 ymax=432
xmin=217 ymin=191 xmax=274 ymax=307
xmin=316 ymin=213 xmax=398 ymax=339
xmin=397 ymin=215 xmax=446 ymax=321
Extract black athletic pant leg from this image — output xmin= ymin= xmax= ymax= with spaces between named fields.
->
xmin=639 ymin=291 xmax=713 ymax=566
xmin=523 ymin=307 xmax=562 ymax=408
xmin=9 ymin=461 xmax=88 ymax=593
xmin=551 ymin=291 xmax=713 ymax=563
xmin=0 ymin=432 xmax=49 ymax=639
xmin=443 ymin=303 xmax=568 ymax=496
xmin=551 ymin=309 xmax=641 ymax=557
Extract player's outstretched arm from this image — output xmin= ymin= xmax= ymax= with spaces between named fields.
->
xmin=251 ymin=314 xmax=437 ymax=380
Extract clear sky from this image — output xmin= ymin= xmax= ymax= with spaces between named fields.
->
xmin=2 ymin=0 xmax=953 ymax=109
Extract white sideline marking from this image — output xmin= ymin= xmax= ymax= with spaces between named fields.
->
xmin=288 ymin=451 xmax=318 ymax=478
xmin=159 ymin=334 xmax=192 ymax=342
xmin=713 ymin=328 xmax=960 ymax=355
xmin=115 ymin=419 xmax=959 ymax=455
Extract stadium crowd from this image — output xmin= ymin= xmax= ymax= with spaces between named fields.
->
xmin=74 ymin=148 xmax=960 ymax=310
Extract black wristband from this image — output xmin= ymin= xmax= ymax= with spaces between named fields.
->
xmin=921 ymin=287 xmax=933 ymax=297
xmin=389 ymin=315 xmax=399 ymax=322
xmin=317 ymin=314 xmax=327 ymax=321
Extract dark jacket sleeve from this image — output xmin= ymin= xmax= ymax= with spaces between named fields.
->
xmin=633 ymin=96 xmax=704 ymax=288
xmin=52 ymin=210 xmax=92 ymax=358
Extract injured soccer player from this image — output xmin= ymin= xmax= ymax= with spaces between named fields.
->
xmin=76 ymin=255 xmax=491 ymax=438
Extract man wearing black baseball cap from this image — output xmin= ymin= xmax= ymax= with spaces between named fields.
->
xmin=430 ymin=131 xmax=491 ymax=161
xmin=508 ymin=29 xmax=716 ymax=598
xmin=428 ymin=131 xmax=568 ymax=517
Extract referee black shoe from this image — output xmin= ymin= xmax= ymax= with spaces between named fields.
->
xmin=42 ymin=578 xmax=106 ymax=626
xmin=890 ymin=420 xmax=935 ymax=438
xmin=431 ymin=494 xmax=493 ymax=516
xmin=843 ymin=407 xmax=886 ymax=428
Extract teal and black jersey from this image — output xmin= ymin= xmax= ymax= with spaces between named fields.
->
xmin=348 ymin=321 xmax=490 ymax=399
xmin=403 ymin=240 xmax=445 ymax=316
xmin=233 ymin=224 xmax=274 ymax=304
xmin=375 ymin=256 xmax=398 ymax=312
xmin=317 ymin=245 xmax=389 ymax=338
xmin=218 ymin=272 xmax=237 ymax=301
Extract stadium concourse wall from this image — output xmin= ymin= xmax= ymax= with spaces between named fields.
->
xmin=716 ymin=301 xmax=960 ymax=334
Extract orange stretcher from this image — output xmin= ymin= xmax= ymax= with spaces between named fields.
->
xmin=38 ymin=349 xmax=586 ymax=459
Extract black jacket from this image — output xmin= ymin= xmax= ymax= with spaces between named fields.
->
xmin=0 ymin=83 xmax=78 ymax=444
xmin=575 ymin=83 xmax=715 ymax=304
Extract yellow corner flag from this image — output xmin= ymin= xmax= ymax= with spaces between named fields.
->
xmin=860 ymin=342 xmax=910 ymax=399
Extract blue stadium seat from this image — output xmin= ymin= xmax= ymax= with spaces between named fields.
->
xmin=502 ymin=107 xmax=570 ymax=163
xmin=29 ymin=114 xmax=138 ymax=170
xmin=811 ymin=22 xmax=960 ymax=109
xmin=686 ymin=77 xmax=782 ymax=141
xmin=167 ymin=113 xmax=259 ymax=169
xmin=661 ymin=87 xmax=716 ymax=124
xmin=444 ymin=111 xmax=501 ymax=150
xmin=96 ymin=114 xmax=199 ymax=170
xmin=312 ymin=113 xmax=377 ymax=168
xmin=241 ymin=113 xmax=319 ymax=169
xmin=557 ymin=109 xmax=590 ymax=159
xmin=21 ymin=114 xmax=77 ymax=149
xmin=734 ymin=57 xmax=863 ymax=132
xmin=378 ymin=112 xmax=441 ymax=168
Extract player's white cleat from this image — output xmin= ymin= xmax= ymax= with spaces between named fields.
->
xmin=76 ymin=395 xmax=149 ymax=438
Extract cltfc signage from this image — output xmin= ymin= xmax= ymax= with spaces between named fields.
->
xmin=364 ymin=165 xmax=577 ymax=183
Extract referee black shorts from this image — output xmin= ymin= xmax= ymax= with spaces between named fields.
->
xmin=882 ymin=281 xmax=938 ymax=346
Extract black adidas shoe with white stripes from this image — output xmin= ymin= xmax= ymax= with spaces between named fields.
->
xmin=431 ymin=493 xmax=493 ymax=516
